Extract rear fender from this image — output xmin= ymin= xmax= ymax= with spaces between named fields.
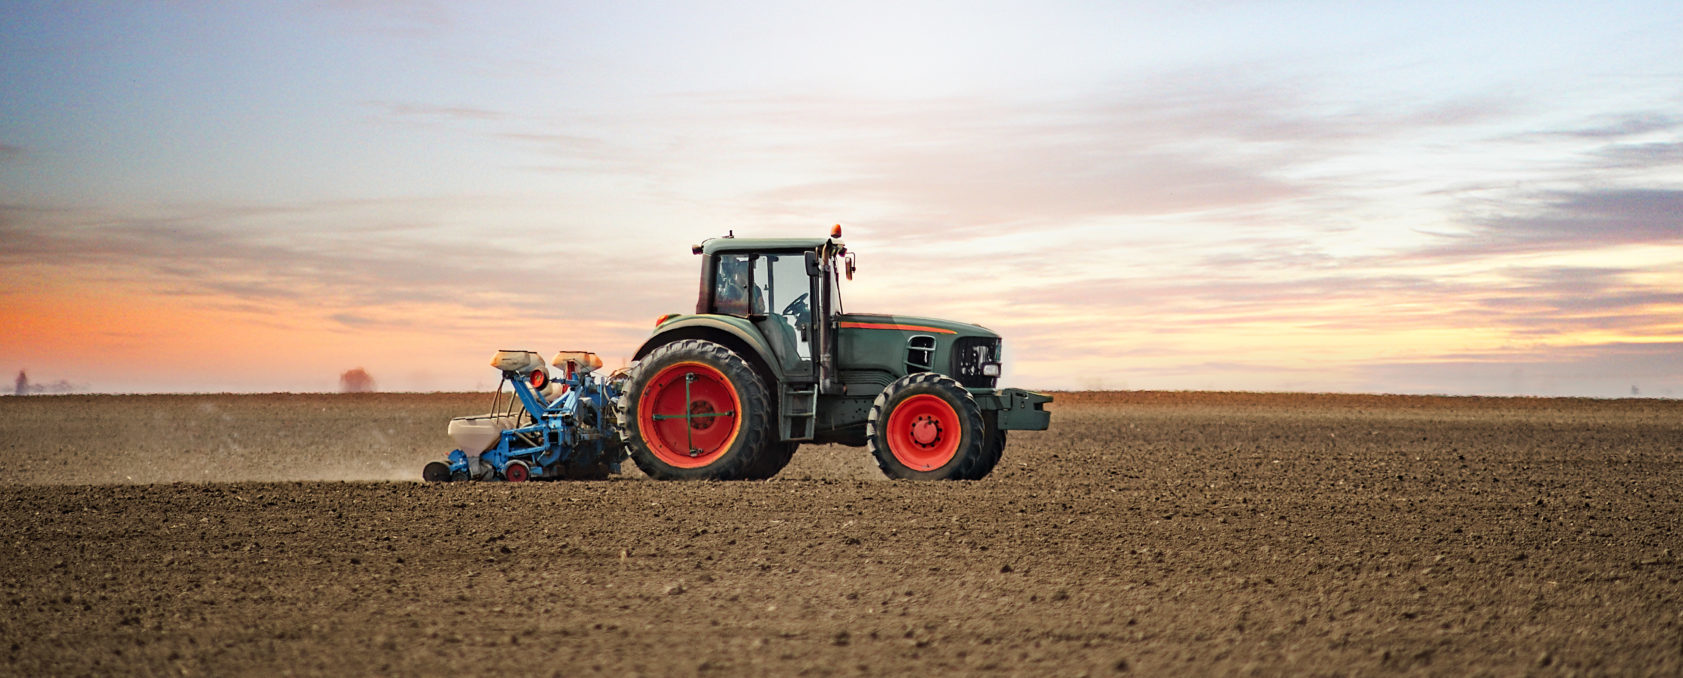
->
xmin=634 ymin=316 xmax=786 ymax=387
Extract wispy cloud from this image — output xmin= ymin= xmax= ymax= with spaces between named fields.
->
xmin=1592 ymin=142 xmax=1683 ymax=170
xmin=1552 ymin=113 xmax=1680 ymax=139
xmin=328 ymin=312 xmax=378 ymax=327
xmin=369 ymin=101 xmax=507 ymax=122
xmin=1428 ymin=189 xmax=1683 ymax=258
xmin=0 ymin=198 xmax=687 ymax=330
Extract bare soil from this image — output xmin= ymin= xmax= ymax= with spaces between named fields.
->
xmin=2 ymin=391 xmax=1680 ymax=676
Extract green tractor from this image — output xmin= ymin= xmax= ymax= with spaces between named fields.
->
xmin=617 ymin=226 xmax=1051 ymax=480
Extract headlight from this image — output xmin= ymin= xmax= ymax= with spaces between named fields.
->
xmin=952 ymin=337 xmax=1002 ymax=387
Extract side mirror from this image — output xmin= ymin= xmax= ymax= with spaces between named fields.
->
xmin=845 ymin=253 xmax=856 ymax=280
xmin=805 ymin=251 xmax=821 ymax=277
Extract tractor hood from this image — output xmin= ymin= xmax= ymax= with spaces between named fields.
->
xmin=836 ymin=313 xmax=998 ymax=339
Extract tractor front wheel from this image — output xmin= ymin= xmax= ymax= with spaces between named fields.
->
xmin=959 ymin=417 xmax=1006 ymax=480
xmin=867 ymin=373 xmax=987 ymax=480
xmin=618 ymin=339 xmax=773 ymax=480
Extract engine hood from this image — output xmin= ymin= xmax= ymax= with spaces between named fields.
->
xmin=835 ymin=313 xmax=998 ymax=339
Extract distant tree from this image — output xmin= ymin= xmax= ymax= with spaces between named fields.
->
xmin=11 ymin=372 xmax=82 ymax=394
xmin=339 ymin=367 xmax=376 ymax=393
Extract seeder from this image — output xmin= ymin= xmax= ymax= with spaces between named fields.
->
xmin=422 ymin=350 xmax=625 ymax=482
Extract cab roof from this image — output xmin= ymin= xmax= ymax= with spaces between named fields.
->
xmin=697 ymin=236 xmax=835 ymax=256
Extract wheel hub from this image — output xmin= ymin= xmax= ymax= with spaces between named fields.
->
xmin=882 ymin=393 xmax=965 ymax=472
xmin=910 ymin=415 xmax=943 ymax=447
xmin=687 ymin=400 xmax=717 ymax=430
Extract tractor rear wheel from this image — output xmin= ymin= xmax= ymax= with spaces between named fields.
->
xmin=867 ymin=373 xmax=987 ymax=480
xmin=740 ymin=441 xmax=797 ymax=480
xmin=618 ymin=339 xmax=773 ymax=480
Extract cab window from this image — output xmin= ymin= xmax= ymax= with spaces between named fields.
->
xmin=714 ymin=254 xmax=760 ymax=316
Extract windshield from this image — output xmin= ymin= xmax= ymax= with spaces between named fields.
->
xmin=715 ymin=253 xmax=810 ymax=317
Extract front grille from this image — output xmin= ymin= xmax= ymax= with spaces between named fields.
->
xmin=951 ymin=336 xmax=1000 ymax=388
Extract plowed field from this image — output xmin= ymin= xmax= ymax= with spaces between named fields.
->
xmin=2 ymin=392 xmax=1680 ymax=676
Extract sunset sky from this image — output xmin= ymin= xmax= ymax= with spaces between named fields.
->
xmin=3 ymin=1 xmax=1681 ymax=397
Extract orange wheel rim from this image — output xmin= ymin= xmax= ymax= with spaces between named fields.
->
xmin=885 ymin=394 xmax=961 ymax=471
xmin=638 ymin=361 xmax=742 ymax=468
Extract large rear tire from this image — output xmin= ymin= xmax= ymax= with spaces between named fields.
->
xmin=618 ymin=339 xmax=773 ymax=480
xmin=740 ymin=441 xmax=797 ymax=480
xmin=867 ymin=373 xmax=986 ymax=480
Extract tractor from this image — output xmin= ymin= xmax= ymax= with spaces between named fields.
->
xmin=425 ymin=225 xmax=1050 ymax=482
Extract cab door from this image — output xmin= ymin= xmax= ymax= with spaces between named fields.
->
xmin=749 ymin=253 xmax=815 ymax=378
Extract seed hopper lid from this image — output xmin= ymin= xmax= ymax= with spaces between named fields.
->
xmin=553 ymin=350 xmax=603 ymax=374
xmin=490 ymin=350 xmax=547 ymax=374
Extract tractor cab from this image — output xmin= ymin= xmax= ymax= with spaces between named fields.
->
xmin=690 ymin=228 xmax=848 ymax=392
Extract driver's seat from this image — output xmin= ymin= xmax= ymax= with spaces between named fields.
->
xmin=758 ymin=314 xmax=806 ymax=373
